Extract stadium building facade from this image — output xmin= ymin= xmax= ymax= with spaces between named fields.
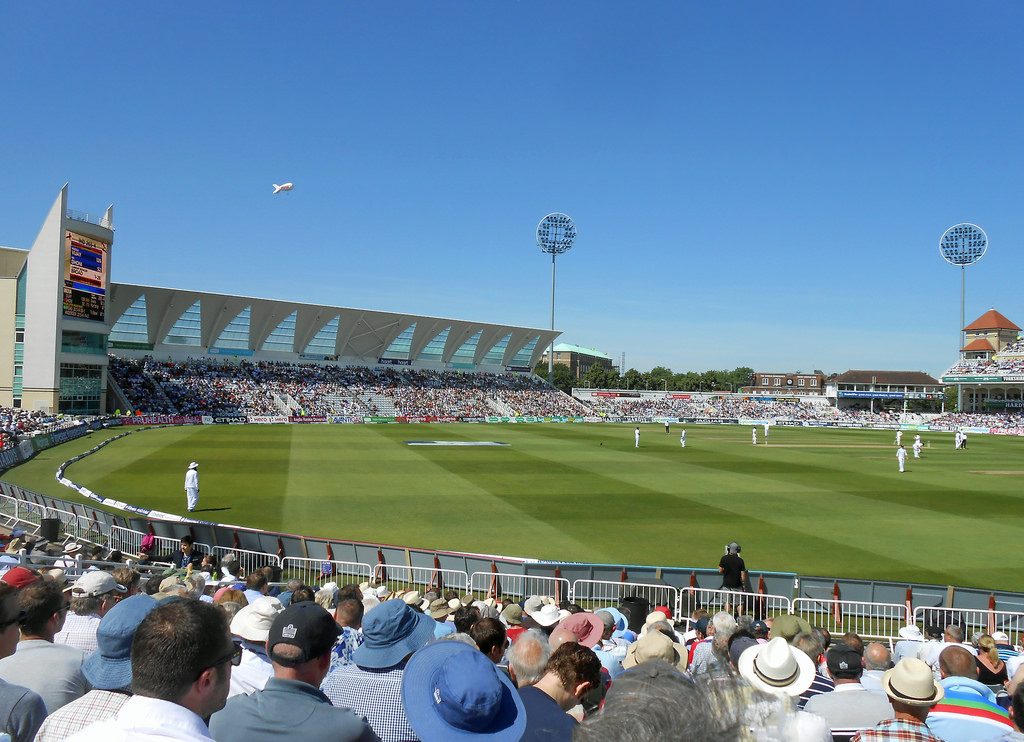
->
xmin=941 ymin=309 xmax=1024 ymax=413
xmin=538 ymin=342 xmax=615 ymax=379
xmin=0 ymin=186 xmax=560 ymax=414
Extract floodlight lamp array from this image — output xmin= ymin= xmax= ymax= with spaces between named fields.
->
xmin=537 ymin=213 xmax=576 ymax=255
xmin=939 ymin=223 xmax=988 ymax=266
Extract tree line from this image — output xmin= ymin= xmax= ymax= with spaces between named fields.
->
xmin=534 ymin=362 xmax=755 ymax=395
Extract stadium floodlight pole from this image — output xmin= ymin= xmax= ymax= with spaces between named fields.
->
xmin=939 ymin=223 xmax=988 ymax=412
xmin=536 ymin=213 xmax=577 ymax=386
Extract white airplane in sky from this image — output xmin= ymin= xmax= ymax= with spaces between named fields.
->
xmin=272 ymin=183 xmax=294 ymax=194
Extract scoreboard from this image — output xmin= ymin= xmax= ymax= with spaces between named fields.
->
xmin=63 ymin=231 xmax=107 ymax=321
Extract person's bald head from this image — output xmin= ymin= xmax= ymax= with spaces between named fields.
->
xmin=549 ymin=627 xmax=578 ymax=650
xmin=939 ymin=645 xmax=978 ymax=679
xmin=864 ymin=642 xmax=893 ymax=671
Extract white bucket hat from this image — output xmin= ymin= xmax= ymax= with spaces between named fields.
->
xmin=737 ymin=636 xmax=816 ymax=697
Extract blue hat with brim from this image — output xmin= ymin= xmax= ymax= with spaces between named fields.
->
xmin=402 ymin=641 xmax=526 ymax=742
xmin=353 ymin=599 xmax=435 ymax=669
xmin=83 ymin=594 xmax=158 ymax=690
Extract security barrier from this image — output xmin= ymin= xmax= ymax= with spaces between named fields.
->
xmin=469 ymin=572 xmax=570 ymax=603
xmin=793 ymin=598 xmax=910 ymax=640
xmin=281 ymin=556 xmax=372 ymax=586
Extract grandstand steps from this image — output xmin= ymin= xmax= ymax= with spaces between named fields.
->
xmin=486 ymin=397 xmax=516 ymax=417
xmin=106 ymin=377 xmax=132 ymax=414
xmin=359 ymin=391 xmax=397 ymax=416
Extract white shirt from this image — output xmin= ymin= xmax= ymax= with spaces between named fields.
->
xmin=228 ymin=648 xmax=272 ymax=698
xmin=185 ymin=469 xmax=199 ymax=489
xmin=65 ymin=695 xmax=214 ymax=742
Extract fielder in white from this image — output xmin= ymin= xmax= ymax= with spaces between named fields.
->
xmin=634 ymin=427 xmax=640 ymax=448
xmin=751 ymin=427 xmax=757 ymax=445
xmin=680 ymin=428 xmax=686 ymax=448
xmin=896 ymin=445 xmax=907 ymax=473
xmin=763 ymin=422 xmax=769 ymax=442
xmin=895 ymin=429 xmax=903 ymax=446
xmin=185 ymin=461 xmax=200 ymax=512
xmin=913 ymin=439 xmax=923 ymax=458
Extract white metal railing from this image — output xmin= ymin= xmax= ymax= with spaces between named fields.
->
xmin=66 ymin=209 xmax=113 ymax=229
xmin=682 ymin=586 xmax=792 ymax=620
xmin=107 ymin=526 xmax=211 ymax=562
xmin=913 ymin=607 xmax=1024 ymax=644
xmin=794 ymin=598 xmax=910 ymax=640
xmin=212 ymin=545 xmax=280 ymax=577
xmin=469 ymin=572 xmax=570 ymax=603
xmin=572 ymin=579 xmax=681 ymax=618
xmin=372 ymin=564 xmax=468 ymax=595
xmin=281 ymin=557 xmax=372 ymax=586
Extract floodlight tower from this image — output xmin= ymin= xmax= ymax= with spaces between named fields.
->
xmin=536 ymin=213 xmax=577 ymax=386
xmin=939 ymin=223 xmax=988 ymax=411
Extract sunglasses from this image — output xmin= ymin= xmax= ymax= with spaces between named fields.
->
xmin=0 ymin=610 xmax=26 ymax=631
xmin=198 ymin=641 xmax=242 ymax=678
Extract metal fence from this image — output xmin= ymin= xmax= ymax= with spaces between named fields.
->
xmin=213 ymin=546 xmax=280 ymax=577
xmin=469 ymin=572 xmax=570 ymax=603
xmin=913 ymin=606 xmax=1024 ymax=643
xmin=107 ymin=526 xmax=212 ymax=561
xmin=372 ymin=564 xmax=469 ymax=596
xmin=572 ymin=579 xmax=681 ymax=615
xmin=281 ymin=556 xmax=372 ymax=587
xmin=794 ymin=598 xmax=910 ymax=640
xmin=682 ymin=586 xmax=792 ymax=621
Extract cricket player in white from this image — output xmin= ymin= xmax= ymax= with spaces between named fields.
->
xmin=896 ymin=445 xmax=907 ymax=473
xmin=913 ymin=439 xmax=923 ymax=458
xmin=185 ymin=461 xmax=200 ymax=512
xmin=680 ymin=428 xmax=686 ymax=448
xmin=635 ymin=427 xmax=640 ymax=448
xmin=751 ymin=427 xmax=757 ymax=445
xmin=895 ymin=429 xmax=903 ymax=446
xmin=763 ymin=422 xmax=769 ymax=442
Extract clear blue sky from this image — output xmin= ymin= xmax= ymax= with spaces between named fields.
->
xmin=2 ymin=2 xmax=1021 ymax=378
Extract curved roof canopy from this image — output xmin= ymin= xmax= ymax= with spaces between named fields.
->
xmin=108 ymin=283 xmax=558 ymax=369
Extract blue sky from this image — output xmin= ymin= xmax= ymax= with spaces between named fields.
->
xmin=2 ymin=2 xmax=1021 ymax=378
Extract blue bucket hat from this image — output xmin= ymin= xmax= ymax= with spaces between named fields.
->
xmin=83 ymin=594 xmax=158 ymax=690
xmin=353 ymin=599 xmax=435 ymax=669
xmin=402 ymin=641 xmax=526 ymax=741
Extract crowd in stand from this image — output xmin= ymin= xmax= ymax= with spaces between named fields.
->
xmin=0 ymin=410 xmax=87 ymax=452
xmin=107 ymin=357 xmax=588 ymax=419
xmin=1 ymin=534 xmax=1023 ymax=742
xmin=929 ymin=411 xmax=1024 ymax=430
xmin=614 ymin=397 xmax=902 ymax=425
xmin=944 ymin=357 xmax=1024 ymax=376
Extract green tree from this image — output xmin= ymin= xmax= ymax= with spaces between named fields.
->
xmin=534 ymin=360 xmax=575 ymax=393
xmin=649 ymin=366 xmax=673 ymax=391
xmin=944 ymin=385 xmax=958 ymax=412
xmin=620 ymin=368 xmax=644 ymax=390
xmin=583 ymin=363 xmax=617 ymax=389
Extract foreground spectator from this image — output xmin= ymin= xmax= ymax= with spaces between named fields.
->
xmin=211 ymin=601 xmax=379 ymax=742
xmin=803 ymin=642 xmax=890 ymax=739
xmin=0 ymin=581 xmax=88 ymax=713
xmin=518 ymin=642 xmax=602 ymax=742
xmin=35 ymin=594 xmax=158 ymax=742
xmin=852 ymin=657 xmax=945 ymax=742
xmin=65 ymin=599 xmax=237 ymax=742
xmin=329 ymin=598 xmax=364 ymax=673
xmin=228 ymin=596 xmax=283 ymax=698
xmin=0 ymin=582 xmax=45 ymax=742
xmin=55 ymin=571 xmax=126 ymax=653
xmin=927 ymin=645 xmax=1013 ymax=741
xmin=506 ymin=630 xmax=551 ymax=689
xmin=401 ymin=640 xmax=525 ymax=741
xmin=321 ymin=600 xmax=434 ymax=742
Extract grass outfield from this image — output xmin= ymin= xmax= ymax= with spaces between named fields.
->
xmin=4 ymin=423 xmax=1023 ymax=591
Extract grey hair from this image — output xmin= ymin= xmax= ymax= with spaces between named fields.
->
xmin=711 ymin=611 xmax=736 ymax=634
xmin=793 ymin=632 xmax=823 ymax=662
xmin=507 ymin=629 xmax=551 ymax=688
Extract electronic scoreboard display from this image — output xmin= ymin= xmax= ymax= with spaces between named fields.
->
xmin=62 ymin=230 xmax=107 ymax=322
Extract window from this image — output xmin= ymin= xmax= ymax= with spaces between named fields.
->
xmin=62 ymin=330 xmax=108 ymax=354
xmin=799 ymin=378 xmax=805 ymax=386
xmin=381 ymin=323 xmax=415 ymax=360
xmin=774 ymin=378 xmax=781 ymax=386
xmin=810 ymin=379 xmax=817 ymax=387
xmin=261 ymin=311 xmax=298 ymax=352
xmin=14 ymin=329 xmax=24 ymax=343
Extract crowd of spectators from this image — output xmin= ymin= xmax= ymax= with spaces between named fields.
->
xmin=0 ymin=409 xmax=86 ymax=452
xmin=929 ymin=411 xmax=1024 ymax=430
xmin=107 ymin=357 xmax=588 ymax=419
xmin=2 ymin=540 xmax=1023 ymax=742
xmin=944 ymin=356 xmax=1024 ymax=377
xmin=613 ymin=397 xmax=903 ymax=425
